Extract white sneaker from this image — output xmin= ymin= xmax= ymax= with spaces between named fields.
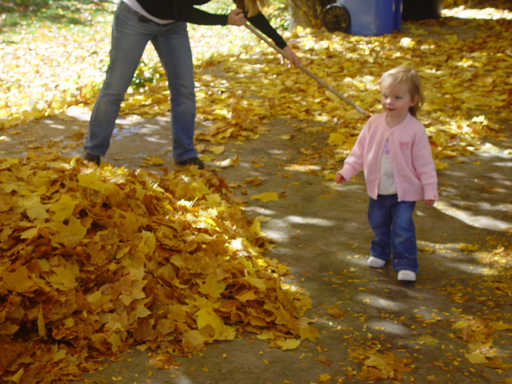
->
xmin=367 ymin=256 xmax=386 ymax=268
xmin=397 ymin=270 xmax=416 ymax=281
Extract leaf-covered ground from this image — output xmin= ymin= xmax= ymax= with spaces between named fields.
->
xmin=1 ymin=0 xmax=512 ymax=383
xmin=1 ymin=0 xmax=511 ymax=169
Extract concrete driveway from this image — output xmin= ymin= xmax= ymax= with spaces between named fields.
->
xmin=1 ymin=106 xmax=511 ymax=383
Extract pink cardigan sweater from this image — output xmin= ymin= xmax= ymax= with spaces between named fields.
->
xmin=339 ymin=113 xmax=438 ymax=202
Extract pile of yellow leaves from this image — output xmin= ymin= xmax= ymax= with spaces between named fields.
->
xmin=0 ymin=154 xmax=314 ymax=383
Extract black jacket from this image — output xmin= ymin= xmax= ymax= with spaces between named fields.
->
xmin=135 ymin=0 xmax=287 ymax=48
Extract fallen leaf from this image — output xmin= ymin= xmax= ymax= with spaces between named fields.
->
xmin=275 ymin=338 xmax=301 ymax=350
xmin=251 ymin=192 xmax=279 ymax=203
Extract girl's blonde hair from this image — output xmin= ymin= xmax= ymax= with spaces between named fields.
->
xmin=378 ymin=66 xmax=425 ymax=117
xmin=238 ymin=0 xmax=270 ymax=17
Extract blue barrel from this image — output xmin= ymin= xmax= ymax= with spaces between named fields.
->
xmin=342 ymin=0 xmax=402 ymax=36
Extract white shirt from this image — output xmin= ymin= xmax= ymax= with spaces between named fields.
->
xmin=122 ymin=0 xmax=175 ymax=24
xmin=378 ymin=140 xmax=397 ymax=195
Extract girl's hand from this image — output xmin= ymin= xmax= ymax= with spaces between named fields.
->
xmin=424 ymin=199 xmax=435 ymax=206
xmin=227 ymin=8 xmax=246 ymax=26
xmin=335 ymin=172 xmax=346 ymax=184
xmin=281 ymin=46 xmax=300 ymax=67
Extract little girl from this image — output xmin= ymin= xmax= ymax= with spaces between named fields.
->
xmin=335 ymin=66 xmax=438 ymax=281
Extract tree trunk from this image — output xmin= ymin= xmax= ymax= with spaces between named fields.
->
xmin=289 ymin=0 xmax=315 ymax=30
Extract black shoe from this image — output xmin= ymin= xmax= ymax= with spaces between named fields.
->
xmin=175 ymin=157 xmax=205 ymax=169
xmin=84 ymin=153 xmax=100 ymax=165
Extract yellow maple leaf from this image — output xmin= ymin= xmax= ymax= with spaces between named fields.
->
xmin=434 ymin=160 xmax=448 ymax=170
xmin=20 ymin=227 xmax=39 ymax=240
xmin=52 ymin=348 xmax=67 ymax=363
xmin=50 ymin=194 xmax=77 ymax=222
xmin=0 ymin=157 xmax=19 ymax=169
xmin=48 ymin=266 xmax=78 ymax=291
xmin=214 ymin=155 xmax=240 ymax=168
xmin=78 ymin=172 xmax=106 ymax=191
xmin=356 ymin=348 xmax=413 ymax=380
xmin=244 ymin=176 xmax=263 ymax=186
xmin=345 ymin=109 xmax=365 ymax=120
xmin=234 ymin=289 xmax=259 ymax=302
xmin=182 ymin=330 xmax=205 ymax=351
xmin=298 ymin=326 xmax=320 ymax=342
xmin=457 ymin=243 xmax=479 ymax=252
xmin=132 ymin=298 xmax=152 ymax=320
xmin=1 ymin=266 xmax=37 ymax=293
xmin=107 ymin=333 xmax=122 ymax=353
xmin=86 ymin=290 xmax=110 ymax=312
xmin=244 ymin=276 xmax=267 ymax=291
xmin=315 ymin=356 xmax=333 ymax=367
xmin=328 ymin=132 xmax=346 ymax=146
xmin=17 ymin=193 xmax=49 ymax=221
xmin=326 ymin=305 xmax=346 ymax=319
xmin=208 ymin=145 xmax=225 ymax=154
xmin=251 ymin=192 xmax=278 ymax=202
xmin=199 ymin=274 xmax=227 ymax=298
xmin=492 ymin=321 xmax=512 ymax=331
xmin=318 ymin=373 xmax=331 ymax=382
xmin=142 ymin=155 xmax=164 ymax=166
xmin=465 ymin=351 xmax=488 ymax=364
xmin=136 ymin=231 xmax=156 ymax=256
xmin=4 ymin=368 xmax=24 ymax=384
xmin=196 ymin=307 xmax=235 ymax=340
xmin=324 ymin=171 xmax=336 ymax=180
xmin=275 ymin=338 xmax=301 ymax=350
xmin=417 ymin=335 xmax=439 ymax=345
xmin=249 ymin=218 xmax=261 ymax=236
xmin=50 ymin=216 xmax=88 ymax=247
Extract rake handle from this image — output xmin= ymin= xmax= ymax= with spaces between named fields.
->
xmin=245 ymin=23 xmax=370 ymax=118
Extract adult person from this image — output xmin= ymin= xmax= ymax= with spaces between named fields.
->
xmin=83 ymin=0 xmax=300 ymax=169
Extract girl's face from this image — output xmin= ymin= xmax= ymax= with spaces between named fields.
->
xmin=380 ymin=82 xmax=417 ymax=126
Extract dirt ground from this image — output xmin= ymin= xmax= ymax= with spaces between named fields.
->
xmin=1 ymin=93 xmax=511 ymax=384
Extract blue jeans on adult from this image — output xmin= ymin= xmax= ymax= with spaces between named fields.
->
xmin=84 ymin=2 xmax=197 ymax=162
xmin=367 ymin=194 xmax=418 ymax=273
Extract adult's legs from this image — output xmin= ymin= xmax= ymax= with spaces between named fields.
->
xmin=84 ymin=3 xmax=154 ymax=157
xmin=151 ymin=22 xmax=198 ymax=162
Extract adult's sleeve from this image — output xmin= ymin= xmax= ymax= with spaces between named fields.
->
xmin=247 ymin=12 xmax=287 ymax=49
xmin=174 ymin=0 xmax=229 ymax=25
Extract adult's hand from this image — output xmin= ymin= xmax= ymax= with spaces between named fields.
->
xmin=227 ymin=8 xmax=246 ymax=26
xmin=282 ymin=45 xmax=300 ymax=67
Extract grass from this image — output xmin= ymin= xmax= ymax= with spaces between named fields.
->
xmin=0 ymin=0 xmax=115 ymax=31
xmin=0 ymin=0 xmax=291 ymax=128
xmin=0 ymin=0 xmax=290 ymax=35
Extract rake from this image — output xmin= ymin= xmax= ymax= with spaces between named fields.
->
xmin=245 ymin=23 xmax=370 ymax=118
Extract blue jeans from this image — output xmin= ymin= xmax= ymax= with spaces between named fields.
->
xmin=84 ymin=2 xmax=197 ymax=162
xmin=367 ymin=195 xmax=418 ymax=273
